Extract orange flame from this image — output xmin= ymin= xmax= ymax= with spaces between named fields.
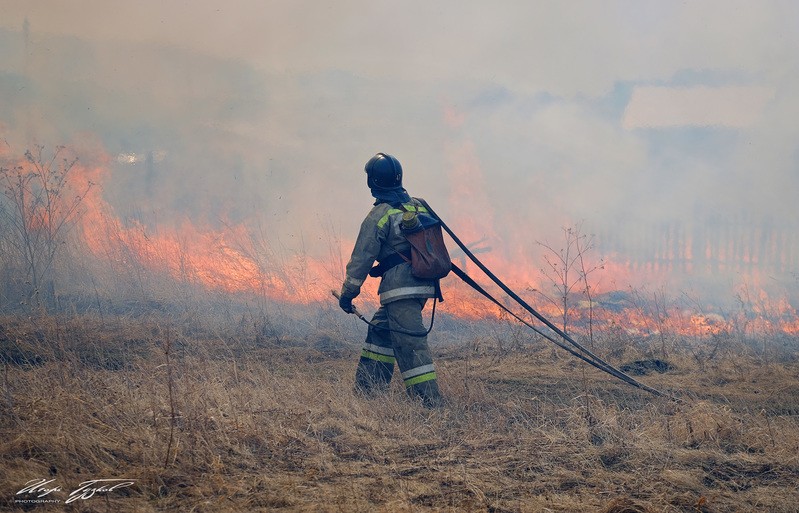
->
xmin=3 ymin=137 xmax=797 ymax=338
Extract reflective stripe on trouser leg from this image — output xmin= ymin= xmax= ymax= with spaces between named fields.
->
xmin=386 ymin=298 xmax=442 ymax=403
xmin=355 ymin=306 xmax=395 ymax=392
xmin=401 ymin=363 xmax=437 ymax=387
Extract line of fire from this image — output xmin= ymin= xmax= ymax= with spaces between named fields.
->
xmin=1 ymin=142 xmax=797 ymax=341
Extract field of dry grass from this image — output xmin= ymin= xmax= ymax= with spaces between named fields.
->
xmin=2 ymin=312 xmax=799 ymax=512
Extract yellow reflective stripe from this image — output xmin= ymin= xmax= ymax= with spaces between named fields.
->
xmin=401 ymin=363 xmax=435 ymax=380
xmin=404 ymin=371 xmax=437 ymax=387
xmin=376 ymin=204 xmax=429 ymax=228
xmin=361 ymin=349 xmax=396 ymax=364
xmin=376 ymin=209 xmax=403 ymax=228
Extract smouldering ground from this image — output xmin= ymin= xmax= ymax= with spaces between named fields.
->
xmin=1 ymin=314 xmax=799 ymax=512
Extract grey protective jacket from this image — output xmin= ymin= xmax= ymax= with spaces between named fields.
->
xmin=341 ymin=199 xmax=437 ymax=304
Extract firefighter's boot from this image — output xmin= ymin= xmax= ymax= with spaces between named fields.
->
xmin=408 ymin=378 xmax=443 ymax=408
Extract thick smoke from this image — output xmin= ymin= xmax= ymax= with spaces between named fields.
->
xmin=0 ymin=1 xmax=797 ymax=305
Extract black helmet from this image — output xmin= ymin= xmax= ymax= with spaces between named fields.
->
xmin=365 ymin=153 xmax=402 ymax=190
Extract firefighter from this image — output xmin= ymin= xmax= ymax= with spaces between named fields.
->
xmin=338 ymin=153 xmax=443 ymax=408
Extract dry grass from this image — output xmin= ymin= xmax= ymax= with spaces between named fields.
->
xmin=1 ymin=313 xmax=799 ymax=512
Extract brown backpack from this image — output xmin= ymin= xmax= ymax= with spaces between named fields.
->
xmin=400 ymin=200 xmax=451 ymax=280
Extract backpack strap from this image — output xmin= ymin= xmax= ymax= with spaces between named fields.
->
xmin=369 ymin=250 xmax=410 ymax=278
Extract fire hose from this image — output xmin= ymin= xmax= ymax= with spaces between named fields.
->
xmin=424 ymin=201 xmax=676 ymax=401
xmin=335 ymin=200 xmax=678 ymax=401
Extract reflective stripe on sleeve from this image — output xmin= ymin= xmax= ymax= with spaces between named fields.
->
xmin=346 ymin=275 xmax=365 ymax=287
xmin=379 ymin=285 xmax=436 ymax=303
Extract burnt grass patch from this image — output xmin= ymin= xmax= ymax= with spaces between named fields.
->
xmin=619 ymin=358 xmax=674 ymax=375
xmin=701 ymin=460 xmax=781 ymax=492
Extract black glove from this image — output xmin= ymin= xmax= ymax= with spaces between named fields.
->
xmin=339 ymin=293 xmax=355 ymax=314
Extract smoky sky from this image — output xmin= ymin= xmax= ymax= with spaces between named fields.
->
xmin=1 ymin=0 xmax=798 ymax=293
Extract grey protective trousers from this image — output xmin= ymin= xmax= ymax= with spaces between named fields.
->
xmin=354 ymin=298 xmax=441 ymax=406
